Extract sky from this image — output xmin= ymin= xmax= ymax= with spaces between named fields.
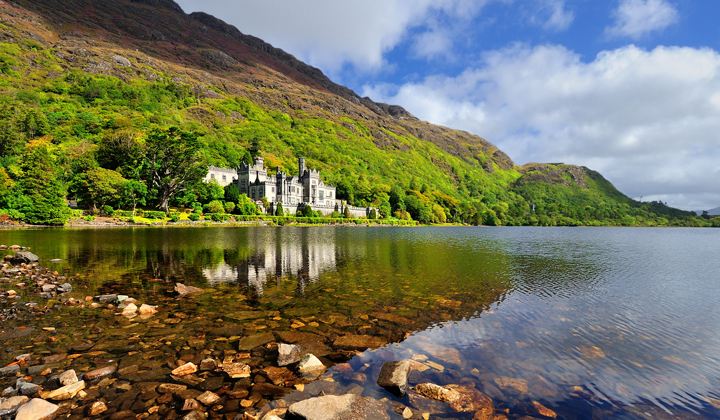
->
xmin=175 ymin=0 xmax=720 ymax=211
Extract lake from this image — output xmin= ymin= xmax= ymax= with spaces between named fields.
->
xmin=1 ymin=226 xmax=718 ymax=419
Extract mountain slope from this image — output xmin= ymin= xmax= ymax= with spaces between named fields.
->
xmin=0 ymin=0 xmax=701 ymax=226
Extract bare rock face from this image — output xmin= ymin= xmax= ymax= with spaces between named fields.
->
xmin=14 ymin=398 xmax=59 ymax=420
xmin=377 ymin=360 xmax=411 ymax=397
xmin=288 ymin=394 xmax=390 ymax=420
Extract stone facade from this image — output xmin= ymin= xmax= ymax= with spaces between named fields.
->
xmin=206 ymin=157 xmax=376 ymax=217
xmin=204 ymin=166 xmax=238 ymax=187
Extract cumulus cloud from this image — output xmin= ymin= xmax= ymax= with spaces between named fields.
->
xmin=175 ymin=0 xmax=488 ymax=77
xmin=363 ymin=45 xmax=720 ymax=210
xmin=605 ymin=0 xmax=679 ymax=39
xmin=530 ymin=0 xmax=574 ymax=32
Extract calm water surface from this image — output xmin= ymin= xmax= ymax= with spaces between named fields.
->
xmin=1 ymin=226 xmax=719 ymax=419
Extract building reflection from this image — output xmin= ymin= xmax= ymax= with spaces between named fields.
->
xmin=202 ymin=231 xmax=337 ymax=295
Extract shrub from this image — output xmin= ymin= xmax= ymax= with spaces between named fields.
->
xmin=210 ymin=213 xmax=222 ymax=221
xmin=330 ymin=211 xmax=341 ymax=219
xmin=169 ymin=212 xmax=181 ymax=222
xmin=368 ymin=209 xmax=377 ymax=220
xmin=204 ymin=200 xmax=224 ymax=214
xmin=144 ymin=211 xmax=166 ymax=220
xmin=103 ymin=205 xmax=114 ymax=216
xmin=275 ymin=202 xmax=284 ymax=216
xmin=188 ymin=213 xmax=200 ymax=221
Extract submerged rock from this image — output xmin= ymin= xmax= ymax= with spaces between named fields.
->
xmin=297 ymin=354 xmax=325 ymax=375
xmin=172 ymin=362 xmax=198 ymax=377
xmin=41 ymin=380 xmax=85 ymax=400
xmin=84 ymin=365 xmax=116 ymax=380
xmin=0 ymin=395 xmax=29 ymax=416
xmin=414 ymin=383 xmax=460 ymax=402
xmin=58 ymin=369 xmax=78 ymax=386
xmin=288 ymin=394 xmax=390 ymax=420
xmin=87 ymin=401 xmax=107 ymax=416
xmin=278 ymin=343 xmax=302 ymax=366
xmin=14 ymin=398 xmax=59 ymax=420
xmin=175 ymin=283 xmax=202 ymax=296
xmin=377 ymin=360 xmax=411 ymax=397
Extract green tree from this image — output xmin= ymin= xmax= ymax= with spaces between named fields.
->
xmin=343 ymin=205 xmax=351 ymax=219
xmin=86 ymin=168 xmax=127 ymax=210
xmin=19 ymin=138 xmax=71 ymax=225
xmin=21 ymin=108 xmax=50 ymax=139
xmin=236 ymin=194 xmax=260 ymax=215
xmin=275 ymin=202 xmax=284 ymax=216
xmin=0 ymin=102 xmax=24 ymax=157
xmin=224 ymin=201 xmax=235 ymax=214
xmin=97 ymin=129 xmax=144 ymax=178
xmin=143 ymin=127 xmax=206 ymax=213
xmin=368 ymin=209 xmax=377 ymax=220
xmin=121 ymin=180 xmax=148 ymax=219
xmin=224 ymin=183 xmax=240 ymax=203
xmin=204 ymin=200 xmax=224 ymax=214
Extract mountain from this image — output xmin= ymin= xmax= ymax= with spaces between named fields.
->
xmin=0 ymin=0 xmax=702 ymax=226
xmin=696 ymin=206 xmax=720 ymax=216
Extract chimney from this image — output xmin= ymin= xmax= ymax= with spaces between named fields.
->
xmin=298 ymin=157 xmax=306 ymax=176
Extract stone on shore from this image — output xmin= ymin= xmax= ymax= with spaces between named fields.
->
xmin=158 ymin=383 xmax=187 ymax=394
xmin=84 ymin=365 xmax=116 ymax=380
xmin=10 ymin=252 xmax=39 ymax=265
xmin=221 ymin=362 xmax=251 ymax=378
xmin=277 ymin=343 xmax=301 ymax=366
xmin=175 ymin=283 xmax=202 ymax=296
xmin=297 ymin=354 xmax=325 ymax=374
xmin=14 ymin=398 xmax=59 ymax=420
xmin=88 ymin=401 xmax=108 ymax=416
xmin=377 ymin=360 xmax=411 ymax=397
xmin=0 ymin=395 xmax=29 ymax=416
xmin=196 ymin=390 xmax=220 ymax=405
xmin=41 ymin=380 xmax=85 ymax=400
xmin=121 ymin=303 xmax=137 ymax=316
xmin=138 ymin=304 xmax=158 ymax=315
xmin=0 ymin=364 xmax=20 ymax=377
xmin=172 ymin=362 xmax=198 ymax=377
xmin=288 ymin=394 xmax=390 ymax=420
xmin=332 ymin=334 xmax=387 ymax=350
xmin=58 ymin=369 xmax=78 ymax=386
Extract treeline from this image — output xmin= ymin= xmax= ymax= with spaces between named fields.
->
xmin=0 ymin=41 xmax=711 ymax=227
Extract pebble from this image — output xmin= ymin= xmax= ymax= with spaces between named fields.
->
xmin=14 ymin=398 xmax=59 ymax=420
xmin=277 ymin=343 xmax=301 ymax=366
xmin=88 ymin=401 xmax=108 ymax=416
xmin=172 ymin=362 xmax=198 ymax=377
xmin=41 ymin=380 xmax=85 ymax=400
xmin=59 ymin=369 xmax=78 ymax=386
xmin=84 ymin=365 xmax=116 ymax=380
xmin=196 ymin=390 xmax=220 ymax=405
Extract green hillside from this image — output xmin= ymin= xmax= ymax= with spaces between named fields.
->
xmin=0 ymin=0 xmax=711 ymax=227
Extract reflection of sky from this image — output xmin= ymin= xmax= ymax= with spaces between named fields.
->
xmin=342 ymin=228 xmax=720 ymax=415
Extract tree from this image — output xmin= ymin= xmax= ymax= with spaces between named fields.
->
xmin=368 ymin=209 xmax=377 ymax=220
xmin=302 ymin=204 xmax=314 ymax=217
xmin=121 ymin=180 xmax=148 ymax=219
xmin=224 ymin=183 xmax=240 ymax=203
xmin=18 ymin=138 xmax=71 ymax=225
xmin=97 ymin=129 xmax=143 ymax=178
xmin=204 ymin=200 xmax=224 ymax=214
xmin=142 ymin=127 xmax=206 ymax=213
xmin=0 ymin=102 xmax=24 ymax=158
xmin=85 ymin=168 xmax=127 ymax=210
xmin=237 ymin=194 xmax=260 ymax=215
xmin=275 ymin=202 xmax=284 ymax=217
xmin=343 ymin=205 xmax=351 ymax=219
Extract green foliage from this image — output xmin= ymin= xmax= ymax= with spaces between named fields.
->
xmin=224 ymin=183 xmax=240 ymax=203
xmin=204 ymin=200 xmax=224 ymax=214
xmin=18 ymin=139 xmax=71 ymax=225
xmin=224 ymin=201 xmax=235 ymax=214
xmin=144 ymin=211 xmax=166 ymax=220
xmin=236 ymin=194 xmax=260 ymax=215
xmin=169 ymin=212 xmax=181 ymax=222
xmin=188 ymin=212 xmax=200 ymax=221
xmin=85 ymin=167 xmax=127 ymax=209
xmin=369 ymin=209 xmax=377 ymax=220
xmin=275 ymin=202 xmax=284 ymax=217
xmin=103 ymin=205 xmax=114 ymax=216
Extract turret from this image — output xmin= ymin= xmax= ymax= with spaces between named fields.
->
xmin=298 ymin=157 xmax=306 ymax=177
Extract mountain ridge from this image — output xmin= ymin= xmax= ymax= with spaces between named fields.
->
xmin=0 ymin=0 xmax=706 ymax=226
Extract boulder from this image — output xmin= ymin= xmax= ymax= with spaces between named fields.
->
xmin=297 ymin=354 xmax=325 ymax=375
xmin=277 ymin=343 xmax=301 ymax=366
xmin=18 ymin=382 xmax=42 ymax=396
xmin=10 ymin=252 xmax=39 ymax=264
xmin=0 ymin=395 xmax=29 ymax=416
xmin=0 ymin=364 xmax=20 ymax=377
xmin=59 ymin=369 xmax=78 ymax=386
xmin=15 ymin=398 xmax=59 ymax=420
xmin=175 ymin=283 xmax=202 ymax=296
xmin=377 ymin=360 xmax=411 ymax=397
xmin=288 ymin=394 xmax=390 ymax=420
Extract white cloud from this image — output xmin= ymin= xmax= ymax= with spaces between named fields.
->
xmin=175 ymin=0 xmax=488 ymax=78
xmin=605 ymin=0 xmax=679 ymax=39
xmin=364 ymin=45 xmax=720 ymax=210
xmin=530 ymin=0 xmax=574 ymax=32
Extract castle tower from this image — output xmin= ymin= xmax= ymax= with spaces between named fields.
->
xmin=298 ymin=157 xmax=306 ymax=177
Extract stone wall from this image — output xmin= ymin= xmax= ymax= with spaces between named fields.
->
xmin=271 ymin=203 xmax=376 ymax=218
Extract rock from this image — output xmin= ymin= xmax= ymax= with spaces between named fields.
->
xmin=138 ymin=304 xmax=158 ymax=315
xmin=57 ymin=283 xmax=72 ymax=293
xmin=199 ymin=358 xmax=217 ymax=371
xmin=0 ymin=395 xmax=29 ymax=416
xmin=261 ymin=366 xmax=296 ymax=386
xmin=288 ymin=394 xmax=390 ymax=420
xmin=42 ymin=380 xmax=85 ymax=400
xmin=445 ymin=385 xmax=493 ymax=415
xmin=221 ymin=362 xmax=251 ymax=378
xmin=297 ymin=354 xmax=325 ymax=374
xmin=278 ymin=343 xmax=301 ymax=366
xmin=84 ymin=365 xmax=116 ymax=380
xmin=175 ymin=283 xmax=202 ymax=296
xmin=332 ymin=335 xmax=387 ymax=351
xmin=158 ymin=383 xmax=188 ymax=394
xmin=196 ymin=390 xmax=220 ymax=405
xmin=493 ymin=377 xmax=528 ymax=394
xmin=14 ymin=398 xmax=59 ymax=420
xmin=88 ymin=401 xmax=108 ymax=416
xmin=252 ymin=382 xmax=287 ymax=397
xmin=414 ymin=383 xmax=460 ymax=403
xmin=182 ymin=398 xmax=201 ymax=411
xmin=42 ymin=284 xmax=56 ymax=292
xmin=49 ymin=259 xmax=63 ymax=263
xmin=19 ymin=382 xmax=42 ymax=396
xmin=172 ymin=362 xmax=198 ymax=377
xmin=377 ymin=360 xmax=411 ymax=397
xmin=112 ymin=55 xmax=131 ymax=66
xmin=402 ymin=407 xmax=413 ymax=419
xmin=10 ymin=252 xmax=39 ymax=264
xmin=59 ymin=369 xmax=78 ymax=386
xmin=519 ymin=401 xmax=557 ymax=418
xmin=182 ymin=411 xmax=206 ymax=420
xmin=237 ymin=333 xmax=275 ymax=351
xmin=0 ymin=364 xmax=20 ymax=377
xmin=97 ymin=294 xmax=117 ymax=303
xmin=423 ymin=345 xmax=463 ymax=365
xmin=121 ymin=302 xmax=137 ymax=316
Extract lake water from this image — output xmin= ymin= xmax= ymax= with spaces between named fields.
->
xmin=1 ymin=226 xmax=719 ymax=419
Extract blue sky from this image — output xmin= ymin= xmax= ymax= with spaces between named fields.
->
xmin=175 ymin=0 xmax=720 ymax=211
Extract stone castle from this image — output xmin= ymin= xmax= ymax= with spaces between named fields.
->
xmin=205 ymin=157 xmax=374 ymax=218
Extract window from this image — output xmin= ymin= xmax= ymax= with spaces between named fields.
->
xmin=320 ymin=191 xmax=324 ymax=200
xmin=328 ymin=191 xmax=332 ymax=198
xmin=222 ymin=175 xmax=226 ymax=181
xmin=211 ymin=174 xmax=215 ymax=179
xmin=272 ymin=187 xmax=275 ymax=193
